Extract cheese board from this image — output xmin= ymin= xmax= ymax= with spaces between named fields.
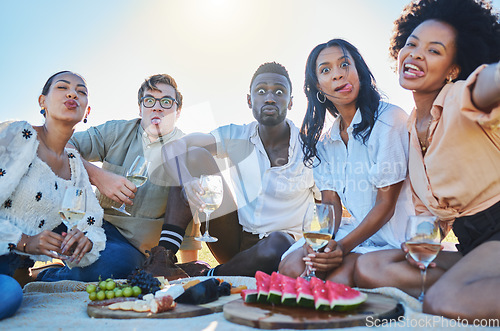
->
xmin=87 ymin=276 xmax=255 ymax=319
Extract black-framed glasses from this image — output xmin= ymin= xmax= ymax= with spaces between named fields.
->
xmin=140 ymin=96 xmax=178 ymax=109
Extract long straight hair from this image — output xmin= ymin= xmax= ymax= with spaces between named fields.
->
xmin=301 ymin=39 xmax=381 ymax=167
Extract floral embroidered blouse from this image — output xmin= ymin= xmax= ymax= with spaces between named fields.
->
xmin=0 ymin=121 xmax=106 ymax=267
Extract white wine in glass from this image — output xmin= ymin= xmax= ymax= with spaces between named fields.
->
xmin=59 ymin=186 xmax=86 ymax=231
xmin=405 ymin=215 xmax=442 ymax=302
xmin=195 ymin=175 xmax=223 ymax=242
xmin=57 ymin=186 xmax=86 ymax=259
xmin=112 ymin=156 xmax=149 ymax=216
xmin=302 ymin=203 xmax=334 ymax=280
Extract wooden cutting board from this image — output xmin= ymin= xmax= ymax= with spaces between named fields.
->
xmin=87 ymin=293 xmax=241 ymax=319
xmin=223 ymin=293 xmax=402 ymax=329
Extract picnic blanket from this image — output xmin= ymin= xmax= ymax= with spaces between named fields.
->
xmin=0 ymin=281 xmax=485 ymax=330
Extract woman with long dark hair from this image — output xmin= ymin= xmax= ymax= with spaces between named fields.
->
xmin=280 ymin=39 xmax=413 ymax=285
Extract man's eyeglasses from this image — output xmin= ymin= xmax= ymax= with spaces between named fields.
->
xmin=140 ymin=96 xmax=178 ymax=109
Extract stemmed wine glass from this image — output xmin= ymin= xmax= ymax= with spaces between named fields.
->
xmin=302 ymin=203 xmax=334 ymax=280
xmin=405 ymin=215 xmax=442 ymax=302
xmin=195 ymin=175 xmax=223 ymax=242
xmin=57 ymin=186 xmax=86 ymax=258
xmin=112 ymin=156 xmax=149 ymax=216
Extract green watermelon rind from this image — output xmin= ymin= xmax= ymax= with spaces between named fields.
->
xmin=257 ymin=290 xmax=270 ymax=303
xmin=296 ymin=293 xmax=315 ymax=308
xmin=268 ymin=289 xmax=282 ymax=304
xmin=281 ymin=292 xmax=297 ymax=306
xmin=241 ymin=289 xmax=258 ymax=303
xmin=331 ymin=292 xmax=368 ymax=311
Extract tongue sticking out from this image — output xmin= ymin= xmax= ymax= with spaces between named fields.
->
xmin=152 ymin=118 xmax=161 ymax=125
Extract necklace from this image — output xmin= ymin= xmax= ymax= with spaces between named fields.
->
xmin=417 ymin=116 xmax=433 ymax=154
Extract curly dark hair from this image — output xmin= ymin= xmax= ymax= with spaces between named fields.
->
xmin=390 ymin=0 xmax=500 ymax=81
xmin=301 ymin=39 xmax=381 ymax=167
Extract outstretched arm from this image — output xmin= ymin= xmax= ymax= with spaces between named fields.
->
xmin=162 ymin=133 xmax=217 ymax=209
xmin=472 ymin=61 xmax=500 ymax=112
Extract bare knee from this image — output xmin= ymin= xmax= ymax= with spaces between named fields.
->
xmin=354 ymin=250 xmax=401 ymax=288
xmin=354 ymin=253 xmax=381 ymax=288
xmin=423 ymin=282 xmax=455 ymax=317
xmin=279 ymin=247 xmax=305 ymax=278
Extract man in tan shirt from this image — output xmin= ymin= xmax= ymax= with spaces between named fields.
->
xmin=70 ymin=74 xmax=205 ymax=279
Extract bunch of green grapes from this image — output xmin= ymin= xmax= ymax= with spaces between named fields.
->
xmin=86 ymin=278 xmax=142 ymax=301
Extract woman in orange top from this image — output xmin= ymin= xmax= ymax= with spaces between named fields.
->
xmin=354 ymin=0 xmax=500 ymax=321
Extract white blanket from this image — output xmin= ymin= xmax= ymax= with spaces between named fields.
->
xmin=1 ymin=281 xmax=484 ymax=330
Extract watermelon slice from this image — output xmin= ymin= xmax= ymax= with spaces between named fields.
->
xmin=295 ymin=276 xmax=314 ymax=308
xmin=268 ymin=272 xmax=283 ymax=304
xmin=325 ymin=281 xmax=368 ymax=311
xmin=241 ymin=289 xmax=258 ymax=303
xmin=309 ymin=277 xmax=330 ymax=311
xmin=255 ymin=270 xmax=271 ymax=303
xmin=280 ymin=274 xmax=297 ymax=306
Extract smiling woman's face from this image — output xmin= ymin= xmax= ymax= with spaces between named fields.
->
xmin=398 ymin=19 xmax=459 ymax=94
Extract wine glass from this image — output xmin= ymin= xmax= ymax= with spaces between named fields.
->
xmin=59 ymin=186 xmax=86 ymax=231
xmin=57 ymin=186 xmax=86 ymax=258
xmin=195 ymin=175 xmax=223 ymax=242
xmin=112 ymin=156 xmax=149 ymax=216
xmin=302 ymin=203 xmax=334 ymax=280
xmin=405 ymin=215 xmax=442 ymax=302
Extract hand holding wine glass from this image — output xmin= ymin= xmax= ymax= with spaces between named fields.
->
xmin=302 ymin=203 xmax=334 ymax=280
xmin=195 ymin=175 xmax=223 ymax=242
xmin=112 ymin=156 xmax=149 ymax=216
xmin=405 ymin=215 xmax=442 ymax=302
xmin=57 ymin=186 xmax=86 ymax=259
xmin=59 ymin=186 xmax=86 ymax=231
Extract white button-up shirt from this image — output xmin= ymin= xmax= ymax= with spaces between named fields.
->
xmin=211 ymin=119 xmax=320 ymax=239
xmin=315 ymin=102 xmax=414 ymax=251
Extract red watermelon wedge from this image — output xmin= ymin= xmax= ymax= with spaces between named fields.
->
xmin=280 ymin=274 xmax=297 ymax=306
xmin=241 ymin=289 xmax=258 ymax=303
xmin=268 ymin=272 xmax=283 ymax=304
xmin=325 ymin=280 xmax=368 ymax=311
xmin=255 ymin=270 xmax=271 ymax=303
xmin=309 ymin=277 xmax=330 ymax=311
xmin=295 ymin=276 xmax=314 ymax=308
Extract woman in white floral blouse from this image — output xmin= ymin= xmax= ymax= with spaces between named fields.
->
xmin=0 ymin=71 xmax=106 ymax=288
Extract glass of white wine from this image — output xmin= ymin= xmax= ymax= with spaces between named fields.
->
xmin=112 ymin=155 xmax=149 ymax=216
xmin=302 ymin=203 xmax=334 ymax=280
xmin=405 ymin=215 xmax=442 ymax=302
xmin=195 ymin=175 xmax=223 ymax=243
xmin=58 ymin=186 xmax=86 ymax=258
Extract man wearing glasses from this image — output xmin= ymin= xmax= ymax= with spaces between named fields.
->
xmin=67 ymin=74 xmax=204 ymax=280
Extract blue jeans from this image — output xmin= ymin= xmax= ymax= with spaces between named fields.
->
xmin=0 ymin=274 xmax=23 ymax=320
xmin=37 ymin=221 xmax=145 ymax=282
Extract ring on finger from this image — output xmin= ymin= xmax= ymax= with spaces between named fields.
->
xmin=405 ymin=253 xmax=409 ymax=260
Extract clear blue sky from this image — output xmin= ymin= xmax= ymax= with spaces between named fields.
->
xmin=1 ymin=0 xmax=498 ymax=133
